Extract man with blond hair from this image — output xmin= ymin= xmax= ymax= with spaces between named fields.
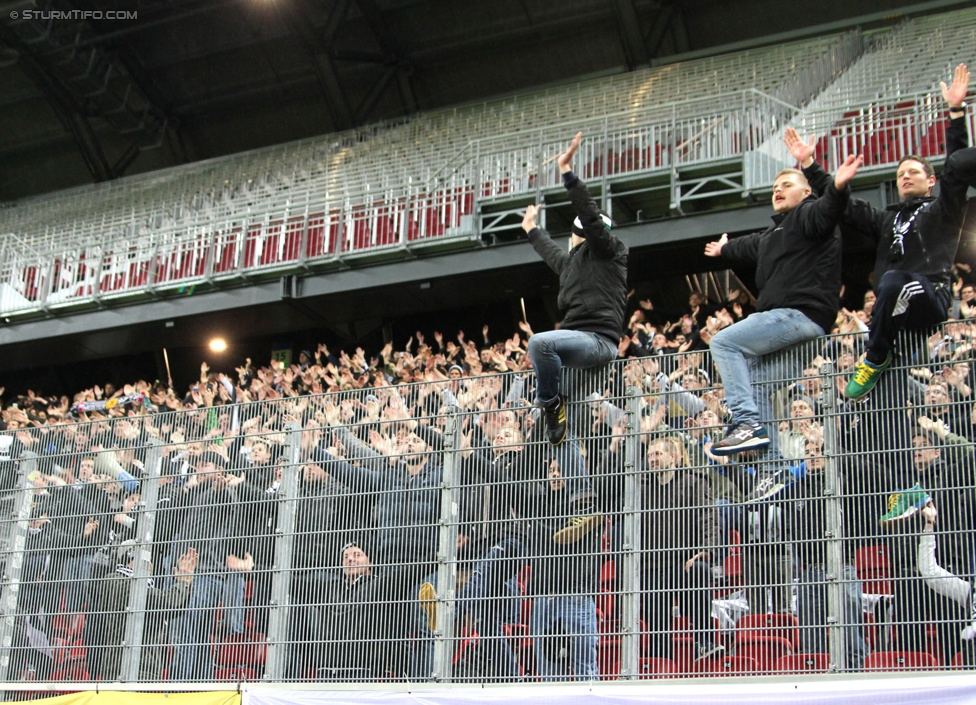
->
xmin=704 ymin=151 xmax=863 ymax=494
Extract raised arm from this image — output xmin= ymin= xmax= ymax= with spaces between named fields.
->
xmin=917 ymin=503 xmax=972 ymax=608
xmin=709 ymin=230 xmax=762 ymax=265
xmin=942 ymin=63 xmax=970 ymax=112
xmin=704 ymin=233 xmax=728 ymax=258
xmin=797 ymin=154 xmax=861 ymax=239
xmin=523 ymin=203 xmax=570 ymax=273
xmin=833 ymin=153 xmax=863 ymax=191
xmin=560 ymin=132 xmax=620 ymax=258
xmin=935 ymin=64 xmax=976 ymax=219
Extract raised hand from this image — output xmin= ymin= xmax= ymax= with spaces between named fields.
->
xmin=783 ymin=127 xmax=817 ymax=168
xmin=522 ymin=204 xmax=541 ymax=233
xmin=941 ymin=63 xmax=970 ymax=109
xmin=557 ymin=132 xmax=583 ymax=174
xmin=704 ymin=233 xmax=728 ymax=257
xmin=176 ymin=547 xmax=200 ymax=577
xmin=833 ymin=153 xmax=864 ymax=190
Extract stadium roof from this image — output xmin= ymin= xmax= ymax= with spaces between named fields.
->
xmin=0 ymin=0 xmax=968 ymax=201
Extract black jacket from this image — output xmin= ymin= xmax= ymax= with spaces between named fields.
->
xmin=720 ymin=182 xmax=850 ymax=334
xmin=527 ymin=171 xmax=629 ymax=343
xmin=804 ymin=115 xmax=975 ymax=291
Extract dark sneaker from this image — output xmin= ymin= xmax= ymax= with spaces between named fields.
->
xmin=745 ymin=468 xmax=793 ymax=503
xmin=845 ymin=352 xmax=893 ymax=399
xmin=711 ymin=422 xmax=769 ymax=456
xmin=694 ymin=640 xmax=725 ymax=662
xmin=419 ymin=581 xmax=437 ymax=631
xmin=544 ymin=396 xmax=568 ymax=446
xmin=879 ymin=483 xmax=930 ymax=527
xmin=552 ymin=513 xmax=603 ymax=545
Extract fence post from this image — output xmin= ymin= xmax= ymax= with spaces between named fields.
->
xmin=820 ymin=361 xmax=847 ymax=672
xmin=619 ymin=386 xmax=643 ymax=679
xmin=601 ymin=117 xmax=610 ymax=211
xmin=119 ymin=437 xmax=164 ymax=681
xmin=263 ymin=420 xmax=303 ymax=680
xmin=535 ymin=130 xmax=545 ymax=206
xmin=0 ymin=451 xmax=38 ymax=683
xmin=431 ymin=403 xmax=462 ymax=682
xmin=669 ymin=104 xmax=679 ymax=211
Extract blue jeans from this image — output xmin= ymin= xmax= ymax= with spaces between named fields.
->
xmin=61 ymin=554 xmax=95 ymax=613
xmin=527 ymin=329 xmax=617 ymax=405
xmin=169 ymin=573 xmax=224 ymax=681
xmin=709 ymin=309 xmax=823 ymax=459
xmin=222 ymin=571 xmax=246 ymax=634
xmin=797 ymin=564 xmax=867 ymax=671
xmin=457 ymin=539 xmax=527 ymax=679
xmin=530 ymin=595 xmax=598 ymax=681
xmin=555 ymin=432 xmax=595 ymax=504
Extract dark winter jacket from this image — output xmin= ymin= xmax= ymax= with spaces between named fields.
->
xmin=804 ymin=115 xmax=975 ymax=293
xmin=526 ymin=171 xmax=629 ymax=343
xmin=720 ymin=181 xmax=851 ymax=335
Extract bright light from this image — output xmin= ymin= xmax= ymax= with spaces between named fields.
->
xmin=209 ymin=338 xmax=228 ymax=352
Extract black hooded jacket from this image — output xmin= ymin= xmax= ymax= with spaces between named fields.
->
xmin=526 ymin=171 xmax=628 ymax=344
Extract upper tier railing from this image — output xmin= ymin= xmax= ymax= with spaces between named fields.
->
xmin=0 ymin=28 xmax=867 ymax=318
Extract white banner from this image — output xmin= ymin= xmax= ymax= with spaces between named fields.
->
xmin=243 ymin=675 xmax=976 ymax=705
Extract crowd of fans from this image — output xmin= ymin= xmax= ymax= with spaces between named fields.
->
xmin=2 ymin=268 xmax=976 ymax=684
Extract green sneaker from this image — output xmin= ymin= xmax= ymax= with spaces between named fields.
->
xmin=845 ymin=353 xmax=893 ymax=399
xmin=880 ymin=483 xmax=930 ymax=527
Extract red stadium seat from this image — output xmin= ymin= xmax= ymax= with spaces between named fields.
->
xmin=215 ymin=666 xmax=258 ymax=681
xmin=951 ymin=650 xmax=972 ymax=668
xmin=696 ymin=655 xmax=758 ymax=675
xmin=774 ymin=653 xmax=830 ymax=673
xmin=735 ymin=613 xmax=799 ymax=650
xmin=639 ymin=656 xmax=676 ymax=679
xmin=50 ymin=662 xmax=90 ymax=682
xmin=854 ymin=545 xmax=892 ymax=596
xmin=863 ymin=650 xmax=940 ymax=671
xmin=213 ymin=631 xmax=267 ymax=675
xmin=735 ymin=637 xmax=794 ymax=672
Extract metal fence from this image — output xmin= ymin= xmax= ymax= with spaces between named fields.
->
xmin=1 ymin=325 xmax=975 ymax=691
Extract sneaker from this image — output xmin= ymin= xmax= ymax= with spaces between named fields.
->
xmin=845 ymin=352 xmax=893 ymax=399
xmin=419 ymin=581 xmax=437 ymax=632
xmin=879 ymin=483 xmax=930 ymax=526
xmin=694 ymin=640 xmax=725 ymax=662
xmin=552 ymin=513 xmax=604 ymax=545
xmin=745 ymin=468 xmax=793 ymax=503
xmin=711 ymin=422 xmax=770 ymax=456
xmin=544 ymin=396 xmax=568 ymax=446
